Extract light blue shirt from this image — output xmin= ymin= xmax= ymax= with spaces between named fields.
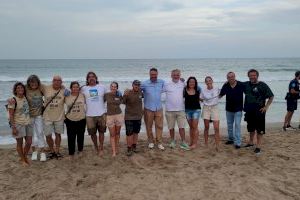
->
xmin=141 ymin=79 xmax=165 ymax=111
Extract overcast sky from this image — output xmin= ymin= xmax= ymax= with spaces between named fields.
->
xmin=0 ymin=0 xmax=299 ymax=59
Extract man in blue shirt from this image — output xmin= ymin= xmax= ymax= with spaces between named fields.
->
xmin=283 ymin=71 xmax=300 ymax=131
xmin=141 ymin=68 xmax=165 ymax=150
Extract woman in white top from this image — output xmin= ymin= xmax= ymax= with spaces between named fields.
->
xmin=200 ymin=76 xmax=220 ymax=151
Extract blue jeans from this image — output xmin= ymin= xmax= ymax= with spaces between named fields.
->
xmin=226 ymin=111 xmax=242 ymax=146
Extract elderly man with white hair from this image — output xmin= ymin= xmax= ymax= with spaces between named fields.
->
xmin=41 ymin=75 xmax=69 ymax=159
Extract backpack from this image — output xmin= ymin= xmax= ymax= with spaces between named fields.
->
xmin=5 ymin=97 xmax=17 ymax=127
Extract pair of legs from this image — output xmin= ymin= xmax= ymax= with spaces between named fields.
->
xmin=248 ymin=131 xmax=263 ymax=149
xmin=202 ymin=105 xmax=220 ymax=151
xmin=108 ymin=125 xmax=121 ymax=157
xmin=203 ymin=120 xmax=220 ymax=151
xmin=107 ymin=114 xmax=123 ymax=157
xmin=187 ymin=119 xmax=199 ymax=149
xmin=65 ymin=118 xmax=86 ymax=158
xmin=86 ymin=115 xmax=106 ymax=156
xmin=16 ymin=136 xmax=32 ymax=166
xmin=166 ymin=111 xmax=188 ymax=146
xmin=14 ymin=124 xmax=33 ymax=166
xmin=144 ymin=109 xmax=163 ymax=145
xmin=32 ymin=116 xmax=46 ymax=154
xmin=185 ymin=109 xmax=201 ymax=149
xmin=125 ymin=120 xmax=141 ymax=155
xmin=44 ymin=120 xmax=64 ymax=156
xmin=245 ymin=110 xmax=265 ymax=152
xmin=226 ymin=111 xmax=242 ymax=146
xmin=46 ymin=133 xmax=62 ymax=154
xmin=283 ymin=99 xmax=297 ymax=128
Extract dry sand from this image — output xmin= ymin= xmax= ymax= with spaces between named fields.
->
xmin=0 ymin=123 xmax=300 ymax=200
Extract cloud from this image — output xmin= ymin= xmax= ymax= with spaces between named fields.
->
xmin=0 ymin=0 xmax=299 ymax=58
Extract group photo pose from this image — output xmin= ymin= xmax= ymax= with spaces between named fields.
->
xmin=6 ymin=67 xmax=281 ymax=165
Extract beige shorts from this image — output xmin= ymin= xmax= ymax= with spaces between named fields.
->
xmin=86 ymin=115 xmax=106 ymax=135
xmin=44 ymin=120 xmax=64 ymax=136
xmin=106 ymin=114 xmax=124 ymax=128
xmin=165 ymin=111 xmax=186 ymax=129
xmin=201 ymin=105 xmax=219 ymax=121
xmin=14 ymin=123 xmax=33 ymax=139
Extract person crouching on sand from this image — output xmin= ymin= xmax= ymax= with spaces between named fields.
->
xmin=8 ymin=82 xmax=32 ymax=166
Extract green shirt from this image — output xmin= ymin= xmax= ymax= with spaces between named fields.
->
xmin=244 ymin=81 xmax=274 ymax=112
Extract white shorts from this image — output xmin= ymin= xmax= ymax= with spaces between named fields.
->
xmin=201 ymin=105 xmax=219 ymax=121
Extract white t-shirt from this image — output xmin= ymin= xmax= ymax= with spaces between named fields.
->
xmin=200 ymin=87 xmax=220 ymax=106
xmin=81 ymin=84 xmax=107 ymax=117
xmin=163 ymin=80 xmax=185 ymax=111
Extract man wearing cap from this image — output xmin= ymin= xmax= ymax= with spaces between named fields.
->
xmin=283 ymin=71 xmax=300 ymax=131
xmin=163 ymin=69 xmax=189 ymax=150
xmin=123 ymin=80 xmax=143 ymax=156
xmin=141 ymin=68 xmax=165 ymax=150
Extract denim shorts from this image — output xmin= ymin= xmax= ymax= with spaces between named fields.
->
xmin=185 ymin=109 xmax=201 ymax=120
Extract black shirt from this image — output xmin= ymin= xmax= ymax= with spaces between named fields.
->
xmin=220 ymin=81 xmax=244 ymax=112
xmin=243 ymin=81 xmax=274 ymax=112
xmin=184 ymin=88 xmax=201 ymax=110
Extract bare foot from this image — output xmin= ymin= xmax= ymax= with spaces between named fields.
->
xmin=98 ymin=150 xmax=104 ymax=157
xmin=215 ymin=145 xmax=220 ymax=152
xmin=189 ymin=144 xmax=197 ymax=150
xmin=21 ymin=160 xmax=29 ymax=167
xmin=112 ymin=153 xmax=116 ymax=158
xmin=24 ymin=157 xmax=30 ymax=165
xmin=68 ymin=155 xmax=75 ymax=160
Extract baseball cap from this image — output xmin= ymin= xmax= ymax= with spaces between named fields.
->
xmin=133 ymin=80 xmax=141 ymax=85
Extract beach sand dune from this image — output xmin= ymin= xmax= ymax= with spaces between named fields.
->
xmin=0 ymin=127 xmax=300 ymax=200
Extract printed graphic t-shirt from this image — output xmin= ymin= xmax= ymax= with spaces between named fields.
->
xmin=81 ymin=84 xmax=107 ymax=117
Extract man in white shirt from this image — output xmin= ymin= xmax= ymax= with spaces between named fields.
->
xmin=81 ymin=72 xmax=107 ymax=156
xmin=163 ymin=69 xmax=190 ymax=150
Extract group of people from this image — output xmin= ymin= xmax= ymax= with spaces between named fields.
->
xmin=7 ymin=68 xmax=275 ymax=166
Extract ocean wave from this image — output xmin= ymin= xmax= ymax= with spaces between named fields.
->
xmin=0 ymin=75 xmax=149 ymax=83
xmin=0 ymin=75 xmax=292 ymax=83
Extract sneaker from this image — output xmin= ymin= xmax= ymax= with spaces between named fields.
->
xmin=169 ymin=140 xmax=176 ymax=149
xmin=286 ymin=125 xmax=296 ymax=131
xmin=47 ymin=152 xmax=57 ymax=159
xmin=225 ymin=141 xmax=234 ymax=145
xmin=157 ymin=144 xmax=165 ymax=151
xmin=235 ymin=145 xmax=241 ymax=149
xmin=254 ymin=148 xmax=261 ymax=155
xmin=180 ymin=142 xmax=190 ymax=151
xmin=243 ymin=143 xmax=254 ymax=148
xmin=126 ymin=148 xmax=133 ymax=157
xmin=40 ymin=152 xmax=47 ymax=162
xmin=31 ymin=151 xmax=38 ymax=161
xmin=148 ymin=143 xmax=155 ymax=149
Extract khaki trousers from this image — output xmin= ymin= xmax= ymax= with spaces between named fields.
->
xmin=144 ymin=108 xmax=163 ymax=144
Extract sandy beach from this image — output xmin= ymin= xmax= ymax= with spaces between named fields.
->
xmin=0 ymin=123 xmax=300 ymax=200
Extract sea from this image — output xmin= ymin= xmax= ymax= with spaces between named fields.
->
xmin=0 ymin=58 xmax=299 ymax=144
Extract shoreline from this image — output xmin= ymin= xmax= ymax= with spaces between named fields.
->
xmin=0 ymin=122 xmax=288 ymax=149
